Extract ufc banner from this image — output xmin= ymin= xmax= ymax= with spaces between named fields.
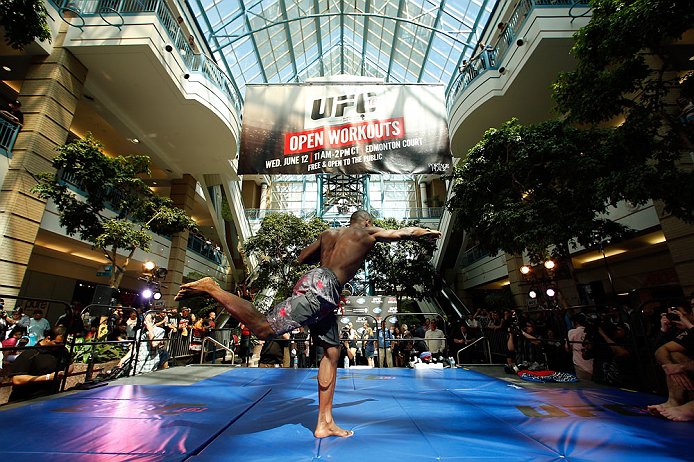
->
xmin=238 ymin=83 xmax=452 ymax=175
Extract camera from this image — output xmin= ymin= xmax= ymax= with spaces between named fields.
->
xmin=666 ymin=312 xmax=681 ymax=322
xmin=340 ymin=326 xmax=350 ymax=340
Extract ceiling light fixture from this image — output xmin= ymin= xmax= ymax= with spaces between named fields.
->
xmin=2 ymin=66 xmax=11 ymax=72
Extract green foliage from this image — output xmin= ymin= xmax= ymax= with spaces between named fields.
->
xmin=0 ymin=0 xmax=51 ymax=51
xmin=242 ymin=213 xmax=329 ymax=302
xmin=72 ymin=337 xmax=128 ymax=364
xmin=31 ymin=133 xmax=197 ymax=288
xmin=483 ymin=287 xmax=515 ymax=312
xmin=366 ymin=218 xmax=438 ymax=304
xmin=551 ymin=0 xmax=694 ymax=222
xmin=448 ymin=119 xmax=636 ymax=263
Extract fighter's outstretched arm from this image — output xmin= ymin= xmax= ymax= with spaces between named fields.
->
xmin=372 ymin=226 xmax=441 ymax=243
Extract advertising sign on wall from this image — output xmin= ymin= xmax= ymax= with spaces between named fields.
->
xmin=238 ymin=83 xmax=452 ymax=175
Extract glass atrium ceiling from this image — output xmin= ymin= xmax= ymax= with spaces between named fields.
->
xmin=186 ymin=0 xmax=495 ymax=103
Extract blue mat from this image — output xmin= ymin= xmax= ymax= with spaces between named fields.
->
xmin=0 ymin=367 xmax=692 ymax=461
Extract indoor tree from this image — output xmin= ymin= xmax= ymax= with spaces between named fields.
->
xmin=242 ymin=212 xmax=329 ymax=310
xmin=0 ymin=0 xmax=51 ymax=51
xmin=32 ymin=133 xmax=197 ymax=289
xmin=366 ymin=217 xmax=438 ymax=309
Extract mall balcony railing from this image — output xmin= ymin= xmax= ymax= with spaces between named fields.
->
xmin=245 ymin=207 xmax=443 ymax=221
xmin=446 ymin=0 xmax=590 ymax=112
xmin=0 ymin=114 xmax=21 ymax=158
xmin=55 ymin=0 xmax=242 ymax=113
xmin=187 ymin=233 xmax=226 ymax=267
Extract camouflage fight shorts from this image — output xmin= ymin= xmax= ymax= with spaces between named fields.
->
xmin=265 ymin=267 xmax=343 ymax=346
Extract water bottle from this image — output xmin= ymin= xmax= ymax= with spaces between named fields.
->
xmin=449 ymin=357 xmax=455 ymax=368
xmin=293 ymin=355 xmax=298 ymax=369
xmin=344 ymin=355 xmax=349 ymax=369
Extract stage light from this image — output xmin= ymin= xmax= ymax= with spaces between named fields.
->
xmin=544 ymin=260 xmax=555 ymax=270
xmin=153 ymin=291 xmax=162 ymax=300
xmin=520 ymin=265 xmax=531 ymax=275
xmin=528 ymin=289 xmax=537 ymax=299
xmin=156 ymin=267 xmax=168 ymax=279
xmin=143 ymin=260 xmax=155 ymax=271
xmin=142 ymin=288 xmax=153 ymax=299
xmin=546 ymin=287 xmax=556 ymax=297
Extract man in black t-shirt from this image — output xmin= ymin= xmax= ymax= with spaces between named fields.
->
xmin=292 ymin=327 xmax=309 ymax=368
xmin=9 ymin=326 xmax=73 ymax=402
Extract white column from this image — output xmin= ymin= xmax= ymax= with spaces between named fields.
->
xmin=419 ymin=181 xmax=429 ymax=218
xmin=260 ymin=183 xmax=269 ymax=210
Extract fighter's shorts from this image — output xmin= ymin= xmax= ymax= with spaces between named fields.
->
xmin=265 ymin=267 xmax=343 ymax=346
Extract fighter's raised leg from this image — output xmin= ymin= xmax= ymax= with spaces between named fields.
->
xmin=175 ymin=278 xmax=275 ymax=339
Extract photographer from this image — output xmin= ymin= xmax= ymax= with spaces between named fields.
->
xmin=507 ymin=319 xmax=545 ymax=371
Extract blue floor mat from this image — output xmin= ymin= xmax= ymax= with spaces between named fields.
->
xmin=0 ymin=367 xmax=692 ymax=461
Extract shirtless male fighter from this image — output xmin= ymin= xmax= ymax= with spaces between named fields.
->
xmin=175 ymin=210 xmax=441 ymax=438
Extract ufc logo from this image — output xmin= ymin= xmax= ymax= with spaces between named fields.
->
xmin=311 ymin=92 xmax=378 ymax=120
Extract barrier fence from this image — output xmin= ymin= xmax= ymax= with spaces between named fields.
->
xmin=1 ymin=296 xmax=687 ymax=404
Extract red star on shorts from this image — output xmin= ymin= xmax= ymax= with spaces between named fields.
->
xmin=317 ymin=280 xmax=324 ymax=289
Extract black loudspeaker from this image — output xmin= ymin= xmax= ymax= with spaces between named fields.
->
xmin=92 ymin=285 xmax=115 ymax=306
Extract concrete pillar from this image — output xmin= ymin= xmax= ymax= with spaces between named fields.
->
xmin=162 ymin=174 xmax=196 ymax=306
xmin=260 ymin=182 xmax=268 ymax=209
xmin=419 ymin=181 xmax=429 ymax=218
xmin=0 ymin=39 xmax=87 ymax=305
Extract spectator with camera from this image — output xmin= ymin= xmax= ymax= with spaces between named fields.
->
xmin=507 ymin=319 xmax=545 ymax=372
xmin=648 ymin=304 xmax=694 ymax=421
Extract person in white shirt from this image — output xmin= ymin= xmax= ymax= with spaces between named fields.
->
xmin=425 ymin=321 xmax=445 ymax=355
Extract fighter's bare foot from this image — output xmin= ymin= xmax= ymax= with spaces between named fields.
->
xmin=174 ymin=277 xmax=219 ymax=301
xmin=314 ymin=421 xmax=354 ymax=439
xmin=658 ymin=402 xmax=694 ymax=421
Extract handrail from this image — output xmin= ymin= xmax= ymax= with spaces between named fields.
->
xmin=456 ymin=336 xmax=493 ymax=365
xmin=57 ymin=0 xmax=241 ymax=113
xmin=446 ymin=0 xmax=590 ymax=111
xmin=200 ymin=336 xmax=235 ymax=365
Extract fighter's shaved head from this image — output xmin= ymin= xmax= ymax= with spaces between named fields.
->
xmin=350 ymin=210 xmax=372 ymax=225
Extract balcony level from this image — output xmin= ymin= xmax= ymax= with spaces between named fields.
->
xmin=447 ymin=0 xmax=591 ymax=157
xmin=56 ymin=0 xmax=242 ymax=180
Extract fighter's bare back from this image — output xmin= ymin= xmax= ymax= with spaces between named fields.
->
xmin=313 ymin=227 xmax=380 ymax=285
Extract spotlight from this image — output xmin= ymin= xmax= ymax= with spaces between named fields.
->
xmin=544 ymin=260 xmax=555 ymax=270
xmin=516 ymin=37 xmax=524 ymax=46
xmin=183 ymin=73 xmax=190 ymax=79
xmin=528 ymin=289 xmax=538 ymax=299
xmin=499 ymin=67 xmax=506 ymax=74
xmin=142 ymin=288 xmax=153 ymax=299
xmin=165 ymin=44 xmax=173 ymax=53
xmin=520 ymin=265 xmax=531 ymax=275
xmin=143 ymin=260 xmax=155 ymax=271
xmin=155 ymin=267 xmax=168 ymax=279
xmin=153 ymin=291 xmax=162 ymax=300
xmin=546 ymin=287 xmax=556 ymax=297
